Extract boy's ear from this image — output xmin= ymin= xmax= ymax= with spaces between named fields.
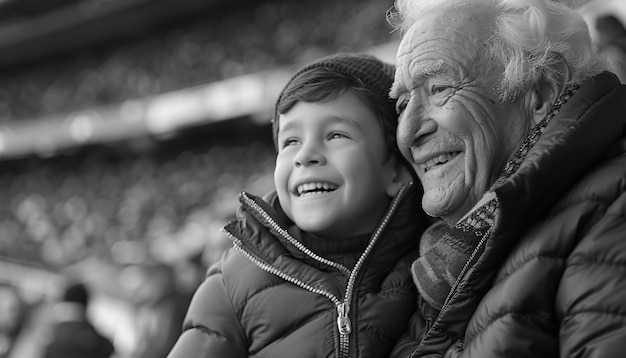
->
xmin=386 ymin=157 xmax=413 ymax=197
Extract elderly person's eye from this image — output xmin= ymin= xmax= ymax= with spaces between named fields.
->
xmin=396 ymin=94 xmax=410 ymax=114
xmin=430 ymin=84 xmax=452 ymax=95
xmin=429 ymin=84 xmax=455 ymax=106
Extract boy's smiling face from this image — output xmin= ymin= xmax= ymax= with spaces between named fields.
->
xmin=274 ymin=91 xmax=398 ymax=239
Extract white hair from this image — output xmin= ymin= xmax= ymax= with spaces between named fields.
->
xmin=387 ymin=0 xmax=609 ymax=101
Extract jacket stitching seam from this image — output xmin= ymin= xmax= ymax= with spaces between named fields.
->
xmin=550 ymin=196 xmax=607 ymax=213
xmin=235 ymin=280 xmax=286 ymax=316
xmin=247 ymin=312 xmax=328 ymax=356
xmin=567 ymin=308 xmax=626 ymax=317
xmin=360 ymin=283 xmax=416 ymax=297
xmin=467 ymin=310 xmax=552 ymax=345
xmin=495 ymin=254 xmax=564 ymax=284
xmin=363 ymin=326 xmax=396 ymax=341
xmin=567 ymin=259 xmax=626 ymax=268
xmin=603 ymin=209 xmax=625 ymax=222
xmin=187 ymin=325 xmax=238 ymax=344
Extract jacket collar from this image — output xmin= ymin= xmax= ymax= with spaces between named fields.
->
xmin=223 ymin=182 xmax=425 ymax=294
xmin=494 ymin=72 xmax=626 ymax=235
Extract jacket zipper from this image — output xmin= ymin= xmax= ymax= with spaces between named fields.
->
xmin=223 ymin=184 xmax=411 ymax=358
xmin=238 ymin=192 xmax=351 ymax=276
xmin=409 ymin=226 xmax=492 ymax=357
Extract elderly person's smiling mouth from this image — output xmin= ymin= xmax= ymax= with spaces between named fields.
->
xmin=420 ymin=151 xmax=462 ymax=173
xmin=407 ymin=137 xmax=464 ymax=176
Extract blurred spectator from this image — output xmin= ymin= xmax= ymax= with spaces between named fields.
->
xmin=40 ymin=281 xmax=114 ymax=358
xmin=0 ymin=128 xmax=275 ymax=358
xmin=0 ymin=284 xmax=26 ymax=358
xmin=596 ymin=14 xmax=626 ymax=82
xmin=130 ymin=263 xmax=189 ymax=358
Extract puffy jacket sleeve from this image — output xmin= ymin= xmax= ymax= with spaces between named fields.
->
xmin=556 ymin=192 xmax=626 ymax=357
xmin=167 ymin=250 xmax=248 ymax=358
xmin=390 ymin=309 xmax=430 ymax=358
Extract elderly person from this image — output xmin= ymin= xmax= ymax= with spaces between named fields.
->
xmin=387 ymin=0 xmax=626 ymax=357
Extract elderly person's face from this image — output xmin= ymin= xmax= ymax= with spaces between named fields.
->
xmin=392 ymin=3 xmax=531 ymax=225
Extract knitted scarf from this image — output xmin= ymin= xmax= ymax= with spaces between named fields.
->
xmin=412 ymin=86 xmax=579 ymax=310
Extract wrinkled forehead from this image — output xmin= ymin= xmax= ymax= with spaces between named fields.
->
xmin=392 ymin=2 xmax=495 ymax=92
xmin=400 ymin=0 xmax=495 ymax=21
xmin=399 ymin=1 xmax=495 ymax=43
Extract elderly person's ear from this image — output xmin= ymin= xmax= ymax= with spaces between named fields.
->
xmin=526 ymin=59 xmax=571 ymax=125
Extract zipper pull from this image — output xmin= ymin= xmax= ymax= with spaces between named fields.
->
xmin=337 ymin=302 xmax=351 ymax=335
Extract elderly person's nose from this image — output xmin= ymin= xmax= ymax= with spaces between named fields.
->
xmin=397 ymin=104 xmax=430 ymax=149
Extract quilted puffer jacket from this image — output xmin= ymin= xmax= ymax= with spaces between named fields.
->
xmin=391 ymin=72 xmax=626 ymax=358
xmin=167 ymin=182 xmax=429 ymax=358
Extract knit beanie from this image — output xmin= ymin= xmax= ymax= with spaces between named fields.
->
xmin=272 ymin=53 xmax=397 ymax=150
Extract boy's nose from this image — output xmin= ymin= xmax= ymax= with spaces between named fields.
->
xmin=294 ymin=145 xmax=326 ymax=167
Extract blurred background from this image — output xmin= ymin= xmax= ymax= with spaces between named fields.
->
xmin=0 ymin=0 xmax=624 ymax=357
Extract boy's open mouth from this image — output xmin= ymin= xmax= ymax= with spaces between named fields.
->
xmin=296 ymin=182 xmax=338 ymax=197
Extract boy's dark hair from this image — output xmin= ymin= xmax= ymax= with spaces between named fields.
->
xmin=272 ymin=53 xmax=406 ymax=167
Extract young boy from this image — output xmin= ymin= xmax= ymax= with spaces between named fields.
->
xmin=166 ymin=53 xmax=428 ymax=358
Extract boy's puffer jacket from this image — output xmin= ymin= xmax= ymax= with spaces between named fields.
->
xmin=168 ymin=182 xmax=429 ymax=358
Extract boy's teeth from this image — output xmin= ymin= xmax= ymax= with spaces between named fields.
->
xmin=296 ymin=182 xmax=338 ymax=196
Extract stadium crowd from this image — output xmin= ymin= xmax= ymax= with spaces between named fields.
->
xmin=0 ymin=128 xmax=275 ymax=270
xmin=0 ymin=0 xmax=395 ymax=122
xmin=0 ymin=126 xmax=275 ymax=358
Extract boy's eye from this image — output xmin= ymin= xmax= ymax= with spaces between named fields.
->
xmin=329 ymin=132 xmax=349 ymax=140
xmin=282 ymin=138 xmax=300 ymax=148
